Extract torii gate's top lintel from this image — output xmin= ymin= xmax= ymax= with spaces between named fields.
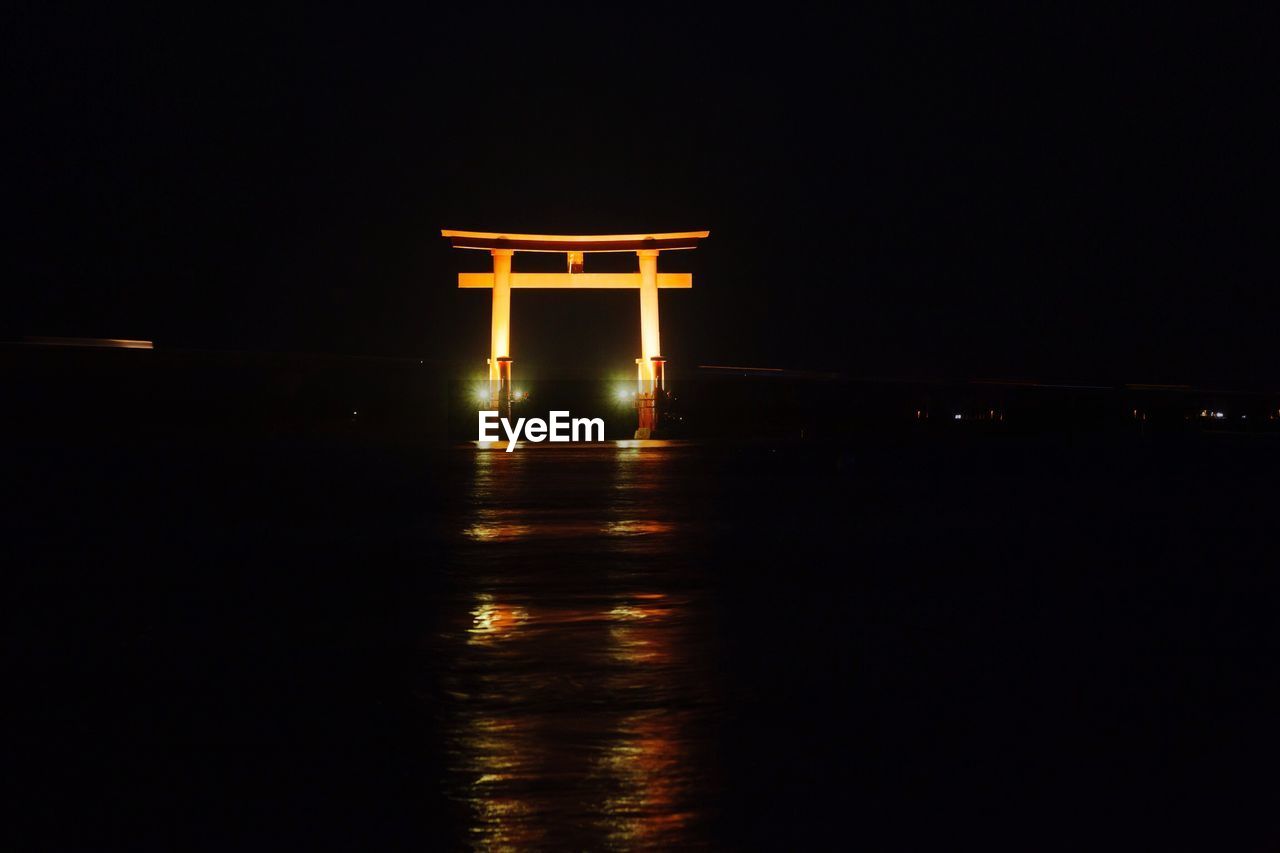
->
xmin=441 ymin=229 xmax=710 ymax=253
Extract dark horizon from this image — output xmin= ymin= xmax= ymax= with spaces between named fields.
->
xmin=7 ymin=7 xmax=1277 ymax=388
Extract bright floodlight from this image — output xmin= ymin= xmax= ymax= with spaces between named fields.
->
xmin=474 ymin=384 xmax=492 ymax=404
xmin=615 ymin=385 xmax=635 ymax=404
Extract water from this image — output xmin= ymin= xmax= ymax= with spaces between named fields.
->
xmin=10 ymin=431 xmax=1280 ymax=850
xmin=437 ymin=444 xmax=722 ymax=849
xmin=422 ymin=435 xmax=1280 ymax=850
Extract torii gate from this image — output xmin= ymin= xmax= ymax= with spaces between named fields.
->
xmin=443 ymin=229 xmax=710 ymax=438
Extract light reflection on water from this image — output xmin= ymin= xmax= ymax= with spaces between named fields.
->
xmin=437 ymin=444 xmax=719 ymax=850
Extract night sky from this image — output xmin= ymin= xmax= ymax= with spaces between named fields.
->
xmin=8 ymin=7 xmax=1276 ymax=385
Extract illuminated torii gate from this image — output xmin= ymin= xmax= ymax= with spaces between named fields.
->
xmin=443 ymin=229 xmax=709 ymax=437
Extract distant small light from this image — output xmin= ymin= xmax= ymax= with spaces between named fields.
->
xmin=352 ymin=411 xmax=357 ymax=415
xmin=954 ymin=414 xmax=962 ymax=420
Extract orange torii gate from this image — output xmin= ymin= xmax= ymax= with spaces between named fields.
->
xmin=443 ymin=229 xmax=710 ymax=437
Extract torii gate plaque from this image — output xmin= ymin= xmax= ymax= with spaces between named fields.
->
xmin=443 ymin=229 xmax=709 ymax=438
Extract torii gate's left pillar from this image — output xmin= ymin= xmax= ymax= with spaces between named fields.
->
xmin=488 ymin=249 xmax=514 ymax=401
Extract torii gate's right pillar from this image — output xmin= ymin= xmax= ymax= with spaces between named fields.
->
xmin=635 ymin=248 xmax=664 ymax=438
xmin=638 ymin=249 xmax=661 ymax=376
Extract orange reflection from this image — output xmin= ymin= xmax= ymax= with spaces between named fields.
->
xmin=463 ymin=513 xmax=535 ymax=542
xmin=598 ymin=711 xmax=692 ymax=847
xmin=602 ymin=519 xmax=675 ymax=537
xmin=455 ymin=715 xmax=547 ymax=850
xmin=608 ymin=599 xmax=675 ymax=666
xmin=468 ymin=594 xmax=528 ymax=645
xmin=440 ymin=444 xmax=714 ymax=848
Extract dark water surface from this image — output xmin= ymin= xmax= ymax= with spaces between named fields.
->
xmin=432 ymin=436 xmax=1280 ymax=850
xmin=9 ymin=431 xmax=1280 ymax=850
xmin=437 ymin=443 xmax=722 ymax=849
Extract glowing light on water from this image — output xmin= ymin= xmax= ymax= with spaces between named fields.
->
xmin=468 ymin=594 xmax=528 ymax=644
